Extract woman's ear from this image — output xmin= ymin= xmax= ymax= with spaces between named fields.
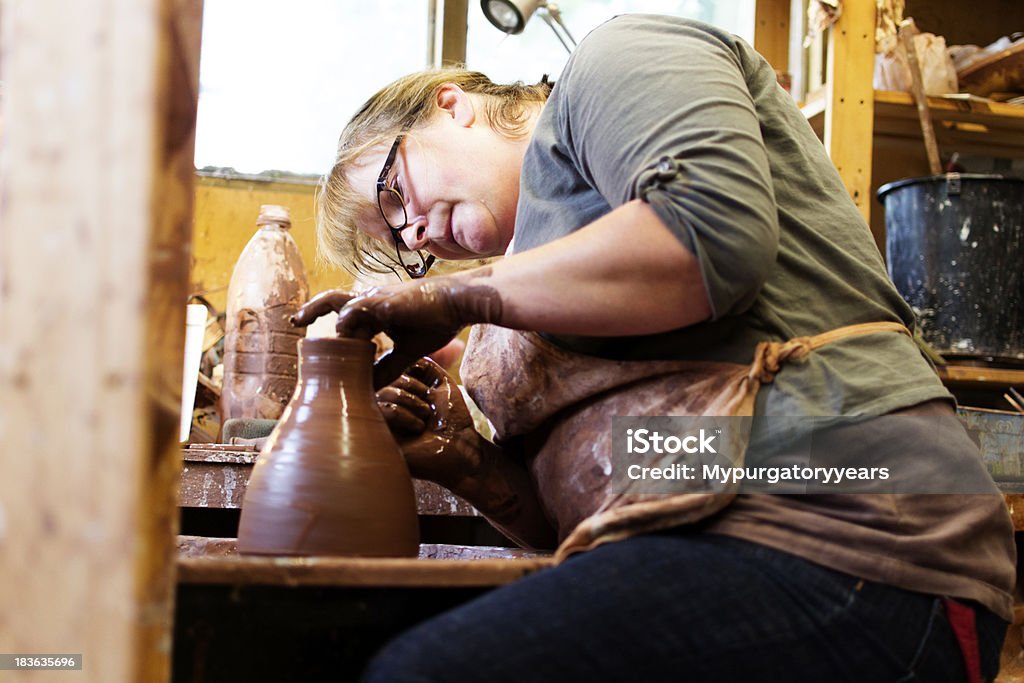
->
xmin=435 ymin=83 xmax=476 ymax=127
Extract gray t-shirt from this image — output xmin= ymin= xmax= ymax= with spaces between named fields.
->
xmin=510 ymin=14 xmax=1014 ymax=621
xmin=515 ymin=13 xmax=949 ymax=417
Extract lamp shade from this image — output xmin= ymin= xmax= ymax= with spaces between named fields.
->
xmin=480 ymin=0 xmax=542 ymax=35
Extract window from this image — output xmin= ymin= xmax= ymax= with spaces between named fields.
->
xmin=194 ymin=2 xmax=755 ymax=175
xmin=194 ymin=0 xmax=428 ymax=176
xmin=467 ymin=1 xmax=755 ymax=84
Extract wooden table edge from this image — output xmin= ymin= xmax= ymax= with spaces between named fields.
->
xmin=176 ymin=554 xmax=556 ymax=587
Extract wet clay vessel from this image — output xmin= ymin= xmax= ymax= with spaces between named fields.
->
xmin=237 ymin=337 xmax=420 ymax=557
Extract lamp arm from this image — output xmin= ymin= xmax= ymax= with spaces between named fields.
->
xmin=539 ymin=2 xmax=576 ymax=54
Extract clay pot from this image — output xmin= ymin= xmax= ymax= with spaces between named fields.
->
xmin=237 ymin=337 xmax=420 ymax=557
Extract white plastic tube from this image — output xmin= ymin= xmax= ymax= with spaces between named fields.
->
xmin=180 ymin=304 xmax=209 ymax=442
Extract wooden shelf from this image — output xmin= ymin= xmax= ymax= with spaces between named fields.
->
xmin=938 ymin=364 xmax=1024 ymax=388
xmin=802 ymin=90 xmax=1024 ymax=157
xmin=875 ymin=91 xmax=1024 ymax=158
xmin=874 ymin=90 xmax=1024 ymax=123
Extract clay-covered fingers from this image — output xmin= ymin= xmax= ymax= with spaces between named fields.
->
xmin=334 ymin=290 xmax=389 ymax=341
xmin=405 ymin=358 xmax=473 ymax=434
xmin=290 ymin=289 xmax=359 ymax=328
xmin=377 ymin=384 xmax=432 ymax=422
xmin=404 ymin=357 xmax=448 ymax=389
xmin=388 ymin=371 xmax=432 ymax=399
xmin=376 ymin=374 xmax=433 ymax=435
xmin=335 ymin=282 xmax=471 ymax=385
xmin=377 ymin=400 xmax=427 ymax=435
xmin=369 ymin=349 xmax=419 ymax=391
xmin=378 ymin=356 xmax=480 ymax=489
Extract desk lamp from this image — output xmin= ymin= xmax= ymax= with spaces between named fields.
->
xmin=480 ymin=0 xmax=577 ymax=54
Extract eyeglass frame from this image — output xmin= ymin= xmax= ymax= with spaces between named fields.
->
xmin=375 ymin=134 xmax=436 ymax=279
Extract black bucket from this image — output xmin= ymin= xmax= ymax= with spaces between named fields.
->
xmin=878 ymin=173 xmax=1024 ymax=363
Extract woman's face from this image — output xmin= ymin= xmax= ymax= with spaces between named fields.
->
xmin=347 ymin=85 xmax=527 ymax=262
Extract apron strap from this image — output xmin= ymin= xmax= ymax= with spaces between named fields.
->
xmin=749 ymin=321 xmax=911 ymax=385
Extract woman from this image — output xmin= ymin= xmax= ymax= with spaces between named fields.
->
xmin=294 ymin=14 xmax=1014 ymax=682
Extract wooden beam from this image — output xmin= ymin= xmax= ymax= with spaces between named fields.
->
xmin=754 ymin=0 xmax=791 ymax=73
xmin=438 ymin=0 xmax=469 ymax=67
xmin=429 ymin=0 xmax=469 ymax=68
xmin=0 ymin=0 xmax=203 ymax=680
xmin=824 ymin=0 xmax=876 ymax=224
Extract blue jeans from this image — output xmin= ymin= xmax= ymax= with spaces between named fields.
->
xmin=361 ymin=533 xmax=1007 ymax=682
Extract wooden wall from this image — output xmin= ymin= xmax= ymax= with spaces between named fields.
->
xmin=907 ymin=0 xmax=1024 ymax=46
xmin=190 ymin=174 xmax=352 ymax=314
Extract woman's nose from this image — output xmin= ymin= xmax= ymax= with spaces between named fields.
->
xmin=399 ymin=219 xmax=429 ymax=251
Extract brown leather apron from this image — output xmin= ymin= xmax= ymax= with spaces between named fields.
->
xmin=460 ymin=321 xmax=910 ymax=562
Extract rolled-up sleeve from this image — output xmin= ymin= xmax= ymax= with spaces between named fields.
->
xmin=559 ymin=16 xmax=779 ymax=318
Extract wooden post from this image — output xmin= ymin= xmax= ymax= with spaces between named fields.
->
xmin=825 ymin=0 xmax=876 ymax=224
xmin=754 ymin=0 xmax=791 ymax=73
xmin=0 ymin=0 xmax=202 ymax=681
xmin=429 ymin=0 xmax=469 ymax=68
xmin=439 ymin=0 xmax=469 ymax=67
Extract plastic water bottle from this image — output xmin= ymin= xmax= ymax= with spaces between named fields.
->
xmin=220 ymin=204 xmax=309 ymax=424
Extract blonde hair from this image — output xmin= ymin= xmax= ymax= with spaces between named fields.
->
xmin=316 ymin=68 xmax=551 ymax=278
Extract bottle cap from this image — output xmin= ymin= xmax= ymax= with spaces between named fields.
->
xmin=257 ymin=204 xmax=292 ymax=227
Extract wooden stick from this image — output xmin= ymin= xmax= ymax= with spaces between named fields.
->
xmin=899 ymin=19 xmax=943 ymax=175
xmin=1011 ymin=387 xmax=1024 ymax=409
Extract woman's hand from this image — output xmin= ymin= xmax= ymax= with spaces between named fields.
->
xmin=378 ymin=357 xmax=557 ymax=550
xmin=292 ymin=277 xmax=501 ymax=389
xmin=376 ymin=358 xmax=481 ymax=491
xmin=291 ymin=288 xmax=357 ymax=326
xmin=333 ymin=275 xmax=503 ymax=388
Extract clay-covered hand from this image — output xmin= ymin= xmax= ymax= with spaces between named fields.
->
xmin=375 ymin=357 xmax=481 ymax=491
xmin=290 ymin=288 xmax=357 ymax=327
xmin=336 ymin=274 xmax=502 ymax=388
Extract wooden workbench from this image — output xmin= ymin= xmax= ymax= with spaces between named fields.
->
xmin=173 ymin=448 xmax=551 ymax=681
xmin=173 ymin=535 xmax=553 ymax=681
xmin=176 ymin=447 xmax=1024 ymax=682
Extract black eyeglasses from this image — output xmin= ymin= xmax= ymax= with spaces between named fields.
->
xmin=376 ymin=134 xmax=435 ymax=278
